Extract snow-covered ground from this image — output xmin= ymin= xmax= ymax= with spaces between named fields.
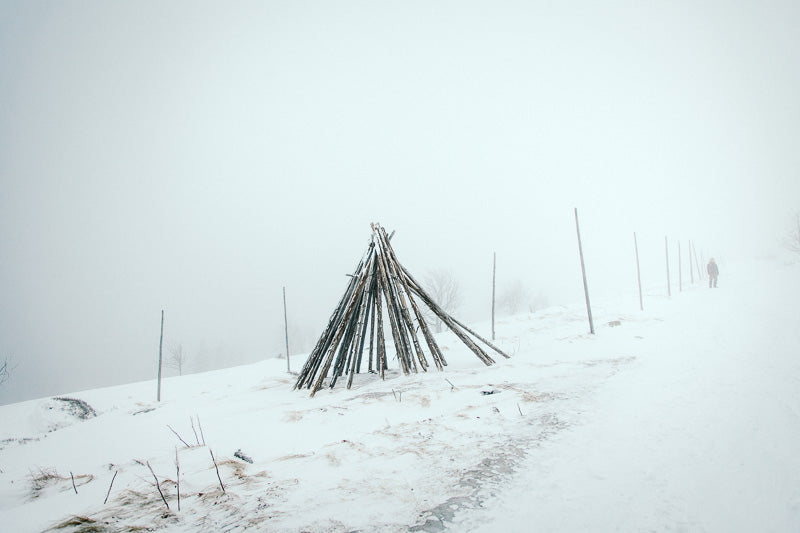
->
xmin=1 ymin=258 xmax=798 ymax=532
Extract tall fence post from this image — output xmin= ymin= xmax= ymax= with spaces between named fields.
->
xmin=491 ymin=252 xmax=496 ymax=341
xmin=665 ymin=236 xmax=671 ymax=298
xmin=283 ymin=287 xmax=290 ymax=373
xmin=701 ymin=251 xmax=706 ymax=278
xmin=693 ymin=242 xmax=703 ymax=280
xmin=689 ymin=240 xmax=695 ymax=284
xmin=574 ymin=208 xmax=595 ymax=335
xmin=157 ymin=310 xmax=164 ymax=402
xmin=634 ymin=232 xmax=643 ymax=311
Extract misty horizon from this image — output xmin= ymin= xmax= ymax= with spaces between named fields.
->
xmin=2 ymin=1 xmax=799 ymax=405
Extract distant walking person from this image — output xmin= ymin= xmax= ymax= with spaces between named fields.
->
xmin=707 ymin=258 xmax=719 ymax=288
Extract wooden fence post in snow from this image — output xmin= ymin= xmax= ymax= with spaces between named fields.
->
xmin=689 ymin=240 xmax=695 ymax=284
xmin=634 ymin=232 xmax=643 ymax=311
xmin=693 ymin=242 xmax=703 ymax=280
xmin=157 ymin=310 xmax=164 ymax=402
xmin=701 ymin=251 xmax=706 ymax=279
xmin=678 ymin=241 xmax=682 ymax=292
xmin=491 ymin=252 xmax=496 ymax=341
xmin=283 ymin=286 xmax=290 ymax=373
xmin=665 ymin=236 xmax=671 ymax=298
xmin=574 ymin=208 xmax=595 ymax=335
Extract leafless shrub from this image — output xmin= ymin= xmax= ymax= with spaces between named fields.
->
xmin=1 ymin=356 xmax=14 ymax=386
xmin=53 ymin=397 xmax=97 ymax=420
xmin=422 ymin=269 xmax=462 ymax=332
xmin=30 ymin=468 xmax=94 ymax=499
xmin=167 ymin=343 xmax=186 ymax=376
xmin=30 ymin=468 xmax=68 ymax=498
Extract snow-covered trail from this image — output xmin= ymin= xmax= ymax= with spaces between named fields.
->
xmin=466 ymin=260 xmax=800 ymax=532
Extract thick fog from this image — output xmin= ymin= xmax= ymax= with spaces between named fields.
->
xmin=1 ymin=1 xmax=798 ymax=405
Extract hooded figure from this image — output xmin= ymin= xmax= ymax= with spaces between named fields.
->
xmin=707 ymin=258 xmax=719 ymax=288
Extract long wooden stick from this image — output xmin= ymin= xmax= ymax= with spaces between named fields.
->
xmin=575 ymin=208 xmax=595 ymax=335
xmin=665 ymin=236 xmax=671 ymax=298
xmin=634 ymin=232 xmax=643 ymax=311
xmin=283 ymin=286 xmax=290 ymax=373
xmin=167 ymin=425 xmax=191 ymax=448
xmin=492 ymin=252 xmax=496 ymax=341
xmin=190 ymin=417 xmax=200 ymax=446
xmin=209 ymin=449 xmax=225 ymax=493
xmin=157 ymin=310 xmax=164 ymax=402
xmin=175 ymin=448 xmax=181 ymax=512
xmin=375 ymin=225 xmax=429 ymax=371
xmin=146 ymin=461 xmax=170 ymax=510
xmin=104 ymin=471 xmax=118 ymax=505
xmin=196 ymin=415 xmax=206 ymax=446
xmin=70 ymin=471 xmax=78 ymax=494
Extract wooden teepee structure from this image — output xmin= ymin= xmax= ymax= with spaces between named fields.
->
xmin=294 ymin=223 xmax=509 ymax=396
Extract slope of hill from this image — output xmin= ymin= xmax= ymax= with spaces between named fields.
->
xmin=1 ymin=258 xmax=798 ymax=532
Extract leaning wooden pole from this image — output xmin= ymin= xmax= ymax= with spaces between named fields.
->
xmin=634 ymin=232 xmax=643 ymax=311
xmin=693 ymin=241 xmax=703 ymax=280
xmin=157 ymin=310 xmax=164 ymax=402
xmin=574 ymin=208 xmax=595 ymax=335
xmin=283 ymin=286 xmax=290 ymax=373
xmin=491 ymin=252 xmax=496 ymax=341
xmin=665 ymin=236 xmax=671 ymax=298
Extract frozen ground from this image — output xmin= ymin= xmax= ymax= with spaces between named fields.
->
xmin=0 ymin=257 xmax=798 ymax=532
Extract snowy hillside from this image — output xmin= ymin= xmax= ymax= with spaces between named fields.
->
xmin=1 ymin=258 xmax=798 ymax=532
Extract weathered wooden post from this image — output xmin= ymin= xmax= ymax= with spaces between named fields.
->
xmin=574 ymin=208 xmax=595 ymax=334
xmin=701 ymin=251 xmax=706 ymax=278
xmin=491 ymin=252 xmax=496 ymax=341
xmin=283 ymin=286 xmax=290 ymax=373
xmin=157 ymin=310 xmax=164 ymax=402
xmin=665 ymin=236 xmax=671 ymax=298
xmin=693 ymin=242 xmax=703 ymax=280
xmin=678 ymin=241 xmax=682 ymax=292
xmin=634 ymin=232 xmax=643 ymax=311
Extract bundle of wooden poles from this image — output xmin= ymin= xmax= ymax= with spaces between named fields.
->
xmin=294 ymin=223 xmax=509 ymax=396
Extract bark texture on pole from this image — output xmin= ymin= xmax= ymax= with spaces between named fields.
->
xmin=157 ymin=310 xmax=164 ymax=402
xmin=491 ymin=252 xmax=496 ymax=341
xmin=574 ymin=208 xmax=595 ymax=335
xmin=634 ymin=232 xmax=643 ymax=311
xmin=283 ymin=286 xmax=290 ymax=373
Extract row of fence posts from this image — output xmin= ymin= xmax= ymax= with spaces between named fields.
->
xmin=154 ymin=286 xmax=293 ymax=401
xmin=156 ymin=210 xmax=711 ymax=397
xmin=579 ymin=209 xmax=707 ymax=335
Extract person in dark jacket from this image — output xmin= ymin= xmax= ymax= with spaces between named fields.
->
xmin=707 ymin=258 xmax=719 ymax=288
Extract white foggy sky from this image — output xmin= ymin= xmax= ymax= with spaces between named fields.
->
xmin=1 ymin=1 xmax=798 ymax=404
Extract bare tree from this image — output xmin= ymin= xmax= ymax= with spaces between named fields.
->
xmin=422 ymin=269 xmax=463 ymax=333
xmin=784 ymin=211 xmax=800 ymax=255
xmin=1 ymin=357 xmax=12 ymax=386
xmin=498 ymin=279 xmax=531 ymax=315
xmin=167 ymin=344 xmax=186 ymax=376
